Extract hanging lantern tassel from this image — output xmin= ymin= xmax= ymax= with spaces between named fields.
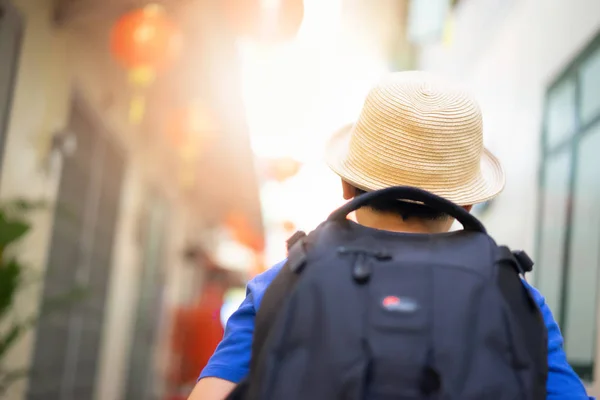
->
xmin=128 ymin=66 xmax=156 ymax=125
xmin=111 ymin=4 xmax=183 ymax=125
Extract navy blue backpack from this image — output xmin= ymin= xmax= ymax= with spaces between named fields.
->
xmin=228 ymin=186 xmax=548 ymax=400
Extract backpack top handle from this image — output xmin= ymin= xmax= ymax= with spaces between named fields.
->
xmin=327 ymin=186 xmax=487 ymax=234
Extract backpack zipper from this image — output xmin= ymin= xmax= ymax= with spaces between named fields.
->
xmin=337 ymin=247 xmax=392 ymax=284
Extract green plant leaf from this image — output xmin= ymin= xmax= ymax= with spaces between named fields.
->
xmin=0 ymin=212 xmax=30 ymax=248
xmin=0 ymin=259 xmax=21 ymax=319
xmin=0 ymin=197 xmax=51 ymax=397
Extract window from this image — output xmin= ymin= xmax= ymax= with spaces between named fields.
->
xmin=536 ymin=31 xmax=600 ymax=382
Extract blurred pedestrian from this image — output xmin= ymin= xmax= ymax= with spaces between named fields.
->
xmin=188 ymin=72 xmax=592 ymax=399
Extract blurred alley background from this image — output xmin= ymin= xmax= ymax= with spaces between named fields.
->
xmin=0 ymin=0 xmax=599 ymax=398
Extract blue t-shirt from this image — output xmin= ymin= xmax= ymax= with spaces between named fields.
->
xmin=200 ymin=260 xmax=592 ymax=399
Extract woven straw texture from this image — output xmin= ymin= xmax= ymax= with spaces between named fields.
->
xmin=325 ymin=71 xmax=505 ymax=205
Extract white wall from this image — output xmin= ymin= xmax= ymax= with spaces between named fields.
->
xmin=0 ymin=0 xmax=69 ymax=398
xmin=418 ymin=0 xmax=600 ymax=394
xmin=420 ymin=0 xmax=600 ymax=252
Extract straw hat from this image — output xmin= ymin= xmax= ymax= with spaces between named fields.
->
xmin=325 ymin=71 xmax=505 ymax=205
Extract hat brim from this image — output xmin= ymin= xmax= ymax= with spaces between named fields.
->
xmin=325 ymin=124 xmax=506 ymax=206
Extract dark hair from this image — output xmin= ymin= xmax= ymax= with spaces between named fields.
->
xmin=352 ymin=186 xmax=447 ymax=221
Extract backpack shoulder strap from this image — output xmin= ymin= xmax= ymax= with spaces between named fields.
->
xmin=248 ymin=230 xmax=312 ymax=374
xmin=495 ymin=245 xmax=547 ymax=398
xmin=286 ymin=231 xmax=309 ymax=273
xmin=228 ymin=230 xmax=317 ymax=400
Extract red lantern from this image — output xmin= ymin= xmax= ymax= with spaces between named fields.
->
xmin=110 ymin=4 xmax=182 ymax=73
xmin=110 ymin=4 xmax=183 ymax=124
xmin=223 ymin=0 xmax=304 ymax=42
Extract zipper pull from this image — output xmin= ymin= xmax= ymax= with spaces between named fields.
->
xmin=352 ymin=253 xmax=372 ymax=284
xmin=337 ymin=247 xmax=391 ymax=284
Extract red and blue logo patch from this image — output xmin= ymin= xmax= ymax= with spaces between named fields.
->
xmin=381 ymin=296 xmax=419 ymax=313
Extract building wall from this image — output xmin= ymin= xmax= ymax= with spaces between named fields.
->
xmin=420 ymin=0 xmax=600 ymax=252
xmin=0 ymin=2 xmax=148 ymax=396
xmin=0 ymin=0 xmax=69 ymax=398
xmin=0 ymin=2 xmax=203 ymax=400
xmin=418 ymin=0 xmax=600 ymax=394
